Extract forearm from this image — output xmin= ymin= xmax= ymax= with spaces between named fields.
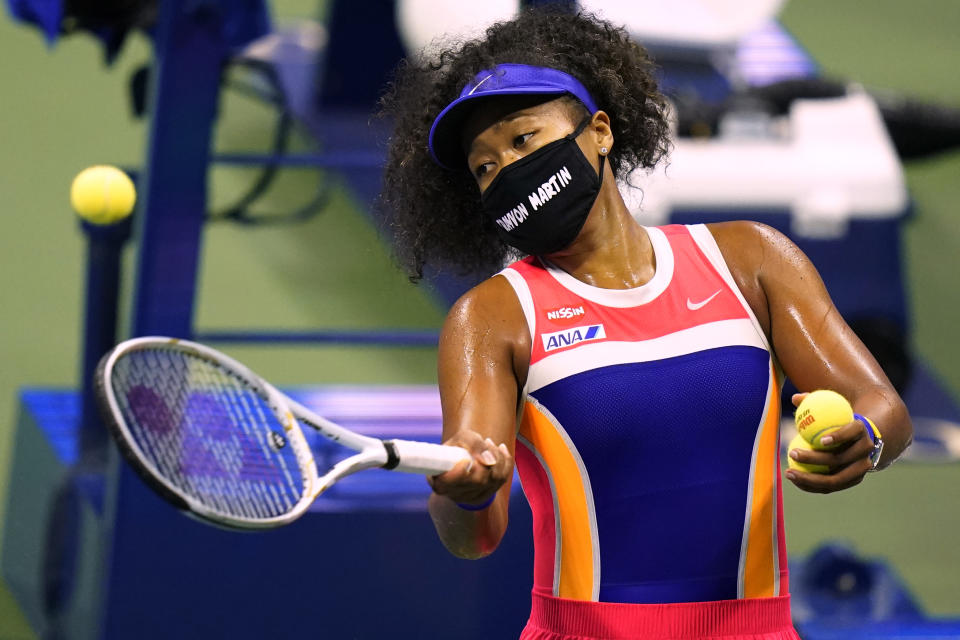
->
xmin=852 ymin=385 xmax=912 ymax=470
xmin=428 ymin=491 xmax=509 ymax=559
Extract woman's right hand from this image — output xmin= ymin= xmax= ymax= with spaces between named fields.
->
xmin=428 ymin=429 xmax=513 ymax=507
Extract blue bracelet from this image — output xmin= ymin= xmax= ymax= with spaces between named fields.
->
xmin=456 ymin=494 xmax=496 ymax=511
xmin=853 ymin=413 xmax=878 ymax=444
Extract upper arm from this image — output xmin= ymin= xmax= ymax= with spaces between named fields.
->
xmin=437 ymin=275 xmax=531 ymax=451
xmin=709 ymin=220 xmax=893 ymax=399
xmin=711 ymin=220 xmax=912 ymax=470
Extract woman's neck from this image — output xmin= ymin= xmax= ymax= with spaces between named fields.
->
xmin=544 ymin=182 xmax=656 ymax=290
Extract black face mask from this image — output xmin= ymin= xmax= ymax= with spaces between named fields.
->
xmin=480 ymin=117 xmax=605 ymax=256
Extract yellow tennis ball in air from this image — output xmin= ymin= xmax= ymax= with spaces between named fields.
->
xmin=795 ymin=389 xmax=854 ymax=450
xmin=70 ymin=165 xmax=136 ymax=225
xmin=787 ymin=434 xmax=829 ymax=474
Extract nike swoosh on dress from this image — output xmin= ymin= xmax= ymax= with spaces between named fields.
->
xmin=687 ymin=289 xmax=722 ymax=311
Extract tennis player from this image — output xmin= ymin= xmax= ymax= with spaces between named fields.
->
xmin=379 ymin=9 xmax=912 ymax=640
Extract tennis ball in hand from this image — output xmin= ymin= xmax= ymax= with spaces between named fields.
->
xmin=70 ymin=165 xmax=136 ymax=225
xmin=795 ymin=389 xmax=853 ymax=450
xmin=787 ymin=434 xmax=828 ymax=474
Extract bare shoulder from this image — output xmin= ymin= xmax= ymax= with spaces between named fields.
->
xmin=707 ymin=220 xmax=824 ymax=289
xmin=705 ymin=220 xmax=832 ymax=341
xmin=704 ymin=220 xmax=800 ymax=338
xmin=706 ymin=220 xmax=783 ymax=261
xmin=440 ymin=273 xmax=531 ymax=377
xmin=443 ymin=274 xmax=526 ymax=336
xmin=704 ymin=220 xmax=772 ymax=293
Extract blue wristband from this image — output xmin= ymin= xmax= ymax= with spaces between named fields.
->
xmin=854 ymin=413 xmax=885 ymax=471
xmin=853 ymin=413 xmax=878 ymax=443
xmin=456 ymin=494 xmax=496 ymax=511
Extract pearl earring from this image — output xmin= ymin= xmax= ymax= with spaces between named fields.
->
xmin=600 ymin=147 xmax=608 ymax=155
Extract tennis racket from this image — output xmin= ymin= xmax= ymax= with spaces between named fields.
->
xmin=95 ymin=336 xmax=469 ymax=530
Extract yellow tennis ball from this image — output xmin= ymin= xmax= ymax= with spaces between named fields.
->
xmin=795 ymin=389 xmax=854 ymax=450
xmin=787 ymin=434 xmax=829 ymax=474
xmin=70 ymin=165 xmax=136 ymax=225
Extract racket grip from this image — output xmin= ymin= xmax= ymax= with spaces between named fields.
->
xmin=385 ymin=439 xmax=472 ymax=475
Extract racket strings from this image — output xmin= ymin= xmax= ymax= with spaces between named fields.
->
xmin=110 ymin=348 xmax=307 ymax=520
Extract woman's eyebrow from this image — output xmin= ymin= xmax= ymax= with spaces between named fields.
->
xmin=500 ymin=110 xmax=542 ymax=123
xmin=465 ymin=111 xmax=546 ymax=158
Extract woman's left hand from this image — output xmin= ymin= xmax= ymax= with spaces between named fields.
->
xmin=784 ymin=392 xmax=875 ymax=494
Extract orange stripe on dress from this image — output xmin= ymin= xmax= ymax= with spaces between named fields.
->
xmin=742 ymin=364 xmax=781 ymax=598
xmin=520 ymin=401 xmax=596 ymax=600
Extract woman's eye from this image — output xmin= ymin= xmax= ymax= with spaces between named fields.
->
xmin=513 ymin=132 xmax=534 ymax=148
xmin=474 ymin=163 xmax=492 ymax=178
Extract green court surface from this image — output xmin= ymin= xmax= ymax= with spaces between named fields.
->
xmin=1 ymin=1 xmax=959 ymax=638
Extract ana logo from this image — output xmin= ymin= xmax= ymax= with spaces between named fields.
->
xmin=545 ymin=305 xmax=585 ymax=322
xmin=542 ymin=324 xmax=606 ymax=352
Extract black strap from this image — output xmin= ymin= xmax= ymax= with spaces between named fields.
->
xmin=382 ymin=440 xmax=400 ymax=470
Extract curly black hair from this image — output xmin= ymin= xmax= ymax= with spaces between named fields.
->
xmin=377 ymin=8 xmax=670 ymax=282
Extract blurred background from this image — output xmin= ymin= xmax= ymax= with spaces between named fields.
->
xmin=0 ymin=0 xmax=958 ymax=638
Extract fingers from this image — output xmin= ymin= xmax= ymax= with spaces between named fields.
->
xmin=816 ymin=419 xmax=866 ymax=449
xmin=785 ymin=421 xmax=874 ymax=494
xmin=791 ymin=392 xmax=808 ymax=408
xmin=785 ymin=457 xmax=872 ymax=493
xmin=429 ymin=431 xmax=513 ymax=506
xmin=479 ymin=438 xmax=498 ymax=466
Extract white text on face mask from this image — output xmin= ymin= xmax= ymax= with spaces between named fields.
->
xmin=495 ymin=165 xmax=573 ymax=231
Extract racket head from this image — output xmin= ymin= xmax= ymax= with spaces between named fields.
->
xmin=96 ymin=337 xmax=319 ymax=529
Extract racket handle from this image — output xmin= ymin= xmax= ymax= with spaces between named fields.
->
xmin=384 ymin=439 xmax=472 ymax=475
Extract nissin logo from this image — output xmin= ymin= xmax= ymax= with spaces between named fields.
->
xmin=545 ymin=305 xmax=585 ymax=321
xmin=542 ymin=324 xmax=606 ymax=352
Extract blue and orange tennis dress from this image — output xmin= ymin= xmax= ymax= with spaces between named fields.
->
xmin=497 ymin=224 xmax=800 ymax=640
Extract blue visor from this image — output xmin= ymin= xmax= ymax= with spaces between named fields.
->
xmin=428 ymin=64 xmax=599 ymax=170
